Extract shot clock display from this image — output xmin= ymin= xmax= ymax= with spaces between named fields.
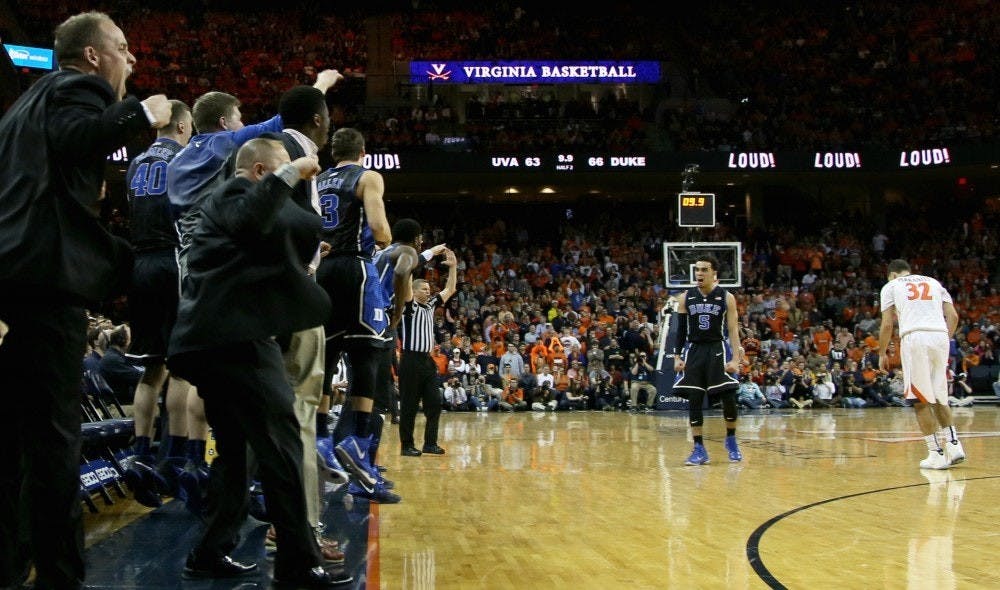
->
xmin=677 ymin=192 xmax=715 ymax=227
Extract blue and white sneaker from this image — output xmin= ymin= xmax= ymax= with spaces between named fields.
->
xmin=377 ymin=473 xmax=395 ymax=490
xmin=316 ymin=437 xmax=350 ymax=486
xmin=347 ymin=480 xmax=401 ymax=504
xmin=334 ymin=435 xmax=379 ymax=493
xmin=725 ymin=436 xmax=743 ymax=462
xmin=684 ymin=443 xmax=710 ymax=466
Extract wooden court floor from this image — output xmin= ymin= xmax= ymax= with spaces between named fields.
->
xmin=83 ymin=406 xmax=1000 ymax=589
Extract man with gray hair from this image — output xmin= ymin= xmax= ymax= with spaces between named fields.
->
xmin=0 ymin=11 xmax=170 ymax=588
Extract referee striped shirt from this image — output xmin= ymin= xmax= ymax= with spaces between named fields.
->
xmin=399 ymin=294 xmax=441 ymax=353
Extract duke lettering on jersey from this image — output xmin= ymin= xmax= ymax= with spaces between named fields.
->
xmin=687 ymin=302 xmax=723 ymax=316
xmin=685 ymin=286 xmax=728 ymax=342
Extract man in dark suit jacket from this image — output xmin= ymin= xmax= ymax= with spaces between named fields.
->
xmin=0 ymin=12 xmax=169 ymax=589
xmin=167 ymin=138 xmax=351 ymax=587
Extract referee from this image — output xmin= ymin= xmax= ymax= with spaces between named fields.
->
xmin=398 ymin=248 xmax=457 ymax=457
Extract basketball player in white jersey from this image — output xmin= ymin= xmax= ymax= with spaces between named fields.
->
xmin=878 ymin=259 xmax=965 ymax=470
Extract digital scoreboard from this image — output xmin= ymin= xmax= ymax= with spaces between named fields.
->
xmin=677 ymin=192 xmax=715 ymax=227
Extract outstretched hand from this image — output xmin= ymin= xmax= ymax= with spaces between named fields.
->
xmin=291 ymin=155 xmax=320 ymax=179
xmin=314 ymin=69 xmax=345 ymax=93
xmin=141 ymin=95 xmax=172 ymax=128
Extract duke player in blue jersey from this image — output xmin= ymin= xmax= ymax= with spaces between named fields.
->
xmin=124 ymin=99 xmax=195 ymax=505
xmin=671 ymin=255 xmax=746 ymax=465
xmin=314 ymin=128 xmax=393 ymax=497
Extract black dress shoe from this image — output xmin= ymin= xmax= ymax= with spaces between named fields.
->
xmin=183 ymin=555 xmax=258 ymax=579
xmin=421 ymin=444 xmax=446 ymax=455
xmin=273 ymin=565 xmax=354 ymax=587
xmin=401 ymin=446 xmax=422 ymax=457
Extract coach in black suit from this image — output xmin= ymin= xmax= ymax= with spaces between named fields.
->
xmin=167 ymin=138 xmax=350 ymax=587
xmin=0 ymin=12 xmax=169 ymax=589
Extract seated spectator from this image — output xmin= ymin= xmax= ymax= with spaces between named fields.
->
xmin=788 ymin=360 xmax=814 ymax=408
xmin=627 ymin=351 xmax=656 ymax=410
xmin=83 ymin=325 xmax=106 ymax=375
xmin=498 ymin=368 xmax=527 ymax=411
xmin=98 ymin=324 xmax=144 ymax=405
xmin=551 ymin=360 xmax=570 ymax=396
xmin=811 ymin=372 xmax=840 ymax=409
xmin=531 ymin=364 xmax=557 ymax=410
xmin=590 ymin=369 xmax=623 ymax=410
xmin=475 ymin=363 xmax=505 ymax=410
xmin=443 ymin=377 xmax=478 ymax=411
xmin=431 ymin=344 xmax=449 ymax=382
xmin=948 ymin=371 xmax=975 ymax=407
xmin=447 ymin=347 xmax=471 ymax=384
xmin=737 ymin=374 xmax=769 ymax=409
xmin=557 ymin=375 xmax=589 ymax=411
xmin=883 ymin=372 xmax=907 ymax=407
xmin=763 ymin=376 xmax=789 ymax=409
xmin=863 ymin=372 xmax=892 ymax=408
xmin=839 ymin=372 xmax=867 ymax=408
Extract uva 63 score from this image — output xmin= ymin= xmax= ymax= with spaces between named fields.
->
xmin=488 ymin=153 xmax=649 ymax=171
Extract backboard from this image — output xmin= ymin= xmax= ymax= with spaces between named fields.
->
xmin=663 ymin=242 xmax=742 ymax=289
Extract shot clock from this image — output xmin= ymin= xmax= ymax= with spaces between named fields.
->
xmin=677 ymin=192 xmax=715 ymax=227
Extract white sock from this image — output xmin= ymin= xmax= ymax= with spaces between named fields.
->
xmin=924 ymin=434 xmax=943 ymax=454
xmin=939 ymin=426 xmax=958 ymax=445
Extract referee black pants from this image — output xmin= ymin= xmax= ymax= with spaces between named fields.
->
xmin=398 ymin=351 xmax=441 ymax=449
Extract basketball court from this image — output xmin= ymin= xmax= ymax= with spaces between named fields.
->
xmin=84 ymin=406 xmax=1000 ymax=589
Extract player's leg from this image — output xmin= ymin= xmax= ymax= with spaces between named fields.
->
xmin=903 ymin=335 xmax=950 ymax=469
xmin=684 ymin=388 xmax=709 ymax=465
xmin=162 ymin=375 xmax=192 ymax=460
xmin=132 ymin=362 xmax=168 ymax=458
xmin=333 ymin=347 xmax=380 ymax=492
xmin=712 ymin=341 xmax=742 ymax=462
xmin=719 ymin=389 xmax=741 ymax=461
xmin=928 ymin=334 xmax=965 ymax=464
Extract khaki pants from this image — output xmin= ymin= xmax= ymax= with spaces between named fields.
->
xmin=283 ymin=325 xmax=326 ymax=528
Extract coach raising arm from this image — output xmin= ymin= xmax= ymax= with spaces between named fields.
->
xmin=0 ymin=11 xmax=169 ymax=589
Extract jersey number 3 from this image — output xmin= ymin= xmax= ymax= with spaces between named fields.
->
xmin=905 ymin=282 xmax=932 ymax=301
xmin=319 ymin=193 xmax=340 ymax=230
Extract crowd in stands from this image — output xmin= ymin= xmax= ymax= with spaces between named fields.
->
xmin=7 ymin=1 xmax=997 ymax=411
xmin=312 ymin=201 xmax=994 ymax=413
xmin=384 ymin=0 xmax=998 ymax=151
xmin=11 ymin=0 xmax=367 ymax=121
xmin=8 ymin=1 xmax=997 ymax=152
